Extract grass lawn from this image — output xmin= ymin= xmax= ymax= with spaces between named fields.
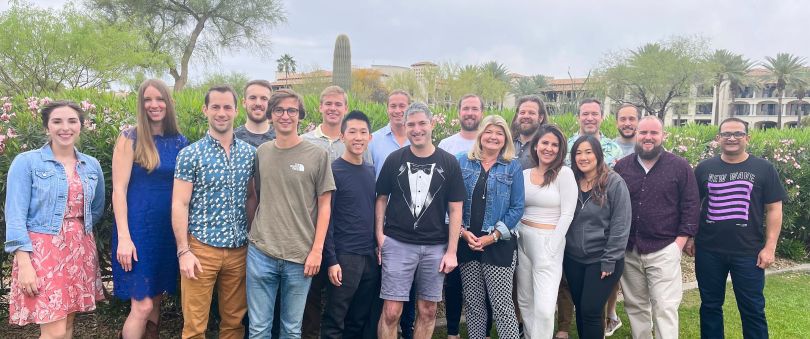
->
xmin=433 ymin=271 xmax=810 ymax=338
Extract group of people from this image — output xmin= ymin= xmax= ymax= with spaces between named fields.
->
xmin=4 ymin=78 xmax=786 ymax=339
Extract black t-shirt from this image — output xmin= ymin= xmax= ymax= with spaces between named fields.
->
xmin=376 ymin=146 xmax=466 ymax=245
xmin=459 ymin=169 xmax=517 ymax=266
xmin=323 ymin=158 xmax=376 ymax=267
xmin=694 ymin=155 xmax=787 ymax=256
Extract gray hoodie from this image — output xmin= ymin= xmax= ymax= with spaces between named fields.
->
xmin=565 ymin=171 xmax=631 ymax=273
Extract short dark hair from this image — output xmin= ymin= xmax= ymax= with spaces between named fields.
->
xmin=243 ymin=79 xmax=273 ymax=96
xmin=578 ymin=98 xmax=603 ymax=116
xmin=267 ymin=88 xmax=306 ymax=119
xmin=719 ymin=117 xmax=749 ymax=134
xmin=205 ymin=85 xmax=238 ymax=107
xmin=341 ymin=110 xmax=372 ymax=133
xmin=616 ymin=103 xmax=641 ymax=119
xmin=40 ymin=100 xmax=85 ymax=128
xmin=458 ymin=94 xmax=484 ymax=111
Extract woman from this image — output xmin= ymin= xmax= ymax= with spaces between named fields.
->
xmin=563 ymin=135 xmax=631 ymax=338
xmin=456 ymin=115 xmax=525 ymax=339
xmin=5 ymin=101 xmax=105 ymax=337
xmin=516 ymin=124 xmax=577 ymax=339
xmin=111 ymin=79 xmax=187 ymax=338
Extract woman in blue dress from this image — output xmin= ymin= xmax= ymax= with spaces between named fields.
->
xmin=112 ymin=79 xmax=188 ymax=338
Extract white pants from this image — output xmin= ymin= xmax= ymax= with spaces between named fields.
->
xmin=516 ymin=224 xmax=564 ymax=339
xmin=620 ymin=241 xmax=683 ymax=339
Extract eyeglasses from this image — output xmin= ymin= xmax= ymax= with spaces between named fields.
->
xmin=271 ymin=107 xmax=299 ymax=117
xmin=719 ymin=131 xmax=747 ymax=139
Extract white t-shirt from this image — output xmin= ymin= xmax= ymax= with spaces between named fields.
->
xmin=438 ymin=133 xmax=476 ymax=157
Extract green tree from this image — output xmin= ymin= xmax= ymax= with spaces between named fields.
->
xmin=597 ymin=36 xmax=708 ymax=120
xmin=787 ymin=71 xmax=810 ymax=122
xmin=385 ymin=70 xmax=420 ymax=101
xmin=88 ymin=0 xmax=286 ymax=91
xmin=276 ymin=53 xmax=296 ymax=88
xmin=192 ymin=71 xmax=250 ymax=92
xmin=511 ymin=75 xmax=549 ymax=97
xmin=0 ymin=1 xmax=158 ymax=94
xmin=763 ymin=53 xmax=807 ymax=128
xmin=704 ymin=49 xmax=754 ymax=124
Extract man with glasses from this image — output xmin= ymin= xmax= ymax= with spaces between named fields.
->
xmin=688 ymin=117 xmax=786 ymax=339
xmin=246 ymin=89 xmax=336 ymax=338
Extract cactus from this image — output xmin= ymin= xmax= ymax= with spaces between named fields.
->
xmin=332 ymin=34 xmax=352 ymax=90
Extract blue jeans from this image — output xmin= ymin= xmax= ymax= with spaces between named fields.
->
xmin=695 ymin=248 xmax=767 ymax=339
xmin=247 ymin=245 xmax=313 ymax=339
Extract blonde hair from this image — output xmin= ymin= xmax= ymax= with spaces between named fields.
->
xmin=468 ymin=115 xmax=515 ymax=162
xmin=134 ymin=79 xmax=180 ymax=172
xmin=319 ymin=85 xmax=347 ymax=104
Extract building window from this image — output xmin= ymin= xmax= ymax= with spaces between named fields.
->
xmin=759 ymin=103 xmax=778 ymax=115
xmin=762 ymin=85 xmax=777 ymax=98
xmin=732 ymin=104 xmax=751 ymax=116
xmin=736 ymin=86 xmax=754 ymax=98
xmin=696 ymin=85 xmax=714 ymax=97
xmin=696 ymin=103 xmax=713 ymax=115
xmin=695 ymin=120 xmax=711 ymax=125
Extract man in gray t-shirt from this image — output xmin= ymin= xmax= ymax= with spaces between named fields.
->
xmin=615 ymin=103 xmax=640 ymax=159
xmin=234 ymin=80 xmax=276 ymax=147
xmin=438 ymin=94 xmax=483 ymax=156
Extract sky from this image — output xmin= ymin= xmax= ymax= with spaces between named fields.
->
xmin=5 ymin=0 xmax=810 ymax=83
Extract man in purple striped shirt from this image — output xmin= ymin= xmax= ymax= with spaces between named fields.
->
xmin=690 ymin=117 xmax=786 ymax=339
xmin=614 ymin=116 xmax=699 ymax=339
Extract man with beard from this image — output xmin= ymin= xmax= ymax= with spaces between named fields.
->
xmin=613 ymin=116 xmax=699 ymax=339
xmin=510 ymin=95 xmax=547 ymax=170
xmin=235 ymin=80 xmax=275 ymax=146
xmin=437 ymin=94 xmax=488 ymax=339
xmin=615 ymin=104 xmax=640 ymax=158
xmin=566 ymin=99 xmax=623 ymax=167
xmin=690 ymin=118 xmax=785 ymax=339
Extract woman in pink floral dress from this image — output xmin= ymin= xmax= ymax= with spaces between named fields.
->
xmin=4 ymin=101 xmax=106 ymax=337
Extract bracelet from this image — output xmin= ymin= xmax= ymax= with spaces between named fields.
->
xmin=177 ymin=248 xmax=192 ymax=258
xmin=459 ymin=226 xmax=465 ymax=238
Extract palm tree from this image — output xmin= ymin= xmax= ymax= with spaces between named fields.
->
xmin=704 ymin=49 xmax=754 ymax=124
xmin=763 ymin=53 xmax=807 ymax=128
xmin=276 ymin=54 xmax=297 ymax=88
xmin=480 ymin=61 xmax=510 ymax=83
xmin=510 ymin=75 xmax=549 ymax=97
xmin=786 ymin=71 xmax=810 ymax=123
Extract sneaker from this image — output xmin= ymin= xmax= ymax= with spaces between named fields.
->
xmin=605 ymin=317 xmax=622 ymax=336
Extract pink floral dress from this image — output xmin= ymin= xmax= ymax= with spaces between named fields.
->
xmin=9 ymin=168 xmax=105 ymax=326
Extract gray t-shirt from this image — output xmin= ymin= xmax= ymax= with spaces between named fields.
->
xmin=234 ymin=125 xmax=275 ymax=147
xmin=438 ymin=132 xmax=476 ymax=157
xmin=615 ymin=137 xmax=635 ymax=159
xmin=250 ymin=140 xmax=336 ymax=264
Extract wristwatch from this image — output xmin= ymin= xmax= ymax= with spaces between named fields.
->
xmin=492 ymin=231 xmax=500 ymax=243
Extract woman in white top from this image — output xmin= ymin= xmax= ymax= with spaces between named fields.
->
xmin=516 ymin=124 xmax=578 ymax=339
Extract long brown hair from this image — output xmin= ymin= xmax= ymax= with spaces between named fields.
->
xmin=134 ymin=79 xmax=180 ymax=172
xmin=570 ymin=135 xmax=610 ymax=206
xmin=529 ymin=124 xmax=566 ymax=187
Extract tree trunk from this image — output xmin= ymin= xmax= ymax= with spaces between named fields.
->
xmin=173 ymin=18 xmax=207 ymax=91
xmin=713 ymin=81 xmax=721 ymax=125
xmin=777 ymin=91 xmax=783 ymax=129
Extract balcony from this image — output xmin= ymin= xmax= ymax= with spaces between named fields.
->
xmin=696 ymin=103 xmax=713 ymax=115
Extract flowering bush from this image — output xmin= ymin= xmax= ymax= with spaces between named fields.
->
xmin=1 ymin=89 xmax=808 ymax=288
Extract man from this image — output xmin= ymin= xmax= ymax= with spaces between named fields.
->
xmin=565 ymin=98 xmax=623 ymax=167
xmin=234 ymin=79 xmax=275 ymax=147
xmin=370 ymin=90 xmax=411 ymax=177
xmin=437 ymin=94 xmax=484 ymax=339
xmin=247 ymin=88 xmax=336 ymax=338
xmin=689 ymin=117 xmax=786 ymax=339
xmin=615 ymin=103 xmax=640 ymax=158
xmin=321 ymin=111 xmax=379 ymax=339
xmin=172 ymin=85 xmax=256 ymax=339
xmin=510 ymin=95 xmax=547 ymax=170
xmin=301 ymin=85 xmax=358 ymax=339
xmin=614 ymin=116 xmax=700 ymax=339
xmin=376 ymin=103 xmax=465 ymax=339
xmin=438 ymin=94 xmax=484 ymax=155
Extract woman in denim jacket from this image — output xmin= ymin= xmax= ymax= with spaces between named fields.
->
xmin=4 ymin=101 xmax=106 ymax=337
xmin=456 ymin=115 xmax=525 ymax=339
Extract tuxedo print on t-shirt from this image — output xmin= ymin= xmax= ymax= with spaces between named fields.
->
xmin=397 ymin=162 xmax=445 ymax=230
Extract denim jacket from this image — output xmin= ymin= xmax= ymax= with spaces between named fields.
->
xmin=457 ymin=153 xmax=525 ymax=240
xmin=4 ymin=144 xmax=106 ymax=253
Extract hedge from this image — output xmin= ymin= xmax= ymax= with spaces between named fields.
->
xmin=1 ymin=89 xmax=808 ymax=295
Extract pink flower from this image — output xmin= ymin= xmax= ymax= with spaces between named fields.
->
xmin=81 ymin=100 xmax=96 ymax=112
xmin=39 ymin=97 xmax=52 ymax=107
xmin=0 ymin=112 xmax=9 ymax=122
xmin=678 ymin=145 xmax=688 ymax=152
xmin=6 ymin=127 xmax=18 ymax=138
xmin=2 ymin=101 xmax=11 ymax=113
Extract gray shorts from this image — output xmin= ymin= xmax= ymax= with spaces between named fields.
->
xmin=380 ymin=235 xmax=447 ymax=302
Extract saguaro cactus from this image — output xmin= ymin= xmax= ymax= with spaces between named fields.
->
xmin=332 ymin=34 xmax=352 ymax=90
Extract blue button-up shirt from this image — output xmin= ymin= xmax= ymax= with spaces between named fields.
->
xmin=5 ymin=144 xmax=105 ymax=253
xmin=175 ymin=133 xmax=255 ymax=248
xmin=566 ymin=133 xmax=624 ymax=168
xmin=369 ymin=124 xmax=410 ymax=178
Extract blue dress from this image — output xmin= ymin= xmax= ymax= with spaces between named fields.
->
xmin=112 ymin=130 xmax=188 ymax=300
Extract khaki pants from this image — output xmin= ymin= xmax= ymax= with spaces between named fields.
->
xmin=181 ymin=236 xmax=247 ymax=339
xmin=620 ymin=242 xmax=683 ymax=339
